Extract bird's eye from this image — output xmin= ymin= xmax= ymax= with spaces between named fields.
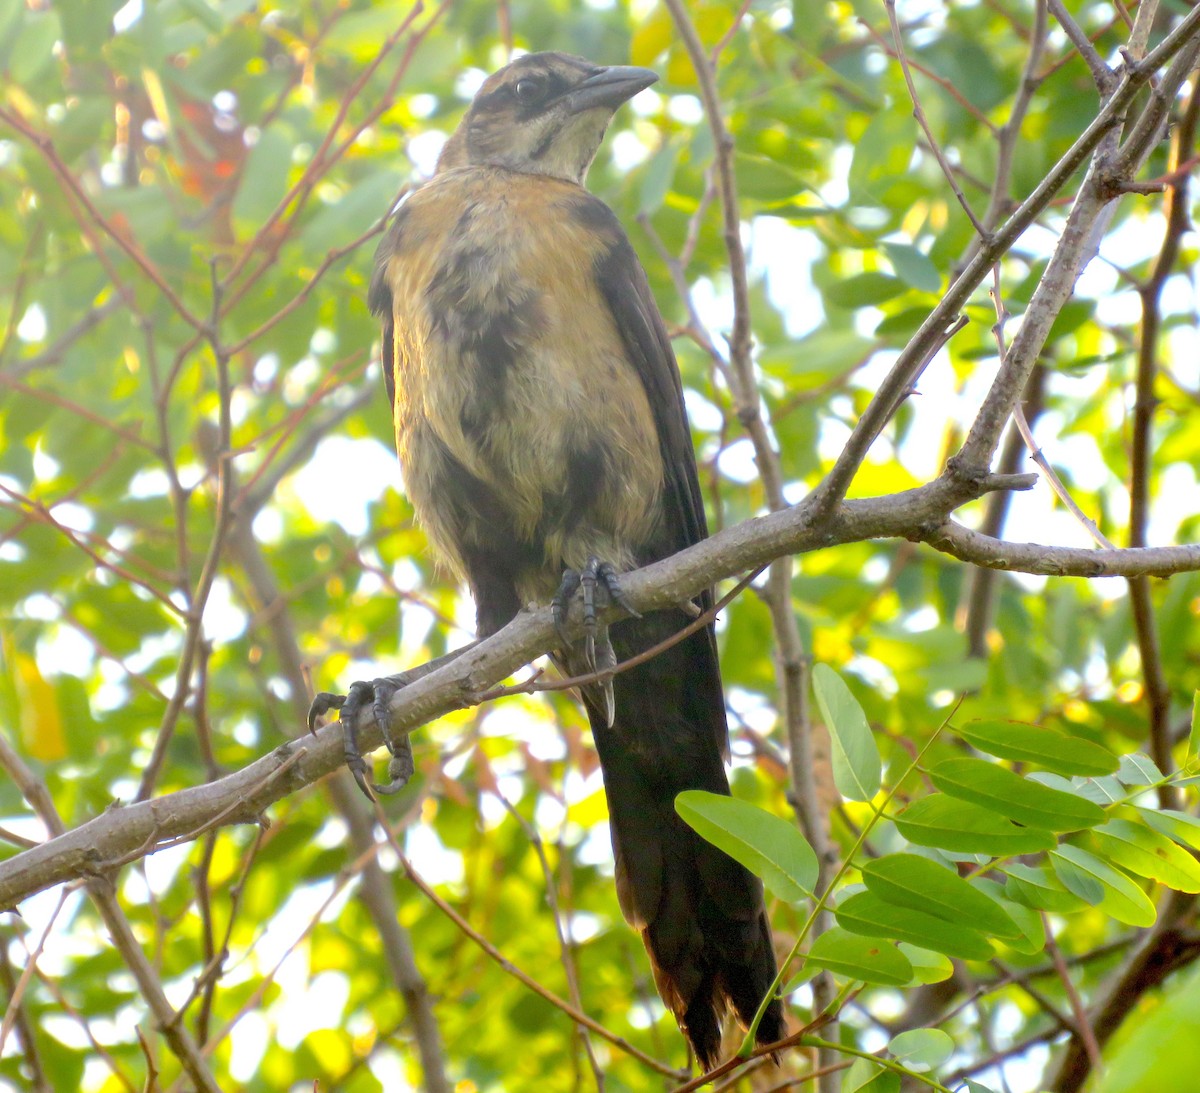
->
xmin=514 ymin=78 xmax=544 ymax=103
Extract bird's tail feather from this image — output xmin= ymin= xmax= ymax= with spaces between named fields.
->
xmin=586 ymin=613 xmax=785 ymax=1071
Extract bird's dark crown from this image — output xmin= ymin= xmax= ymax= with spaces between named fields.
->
xmin=437 ymin=52 xmax=658 ymax=183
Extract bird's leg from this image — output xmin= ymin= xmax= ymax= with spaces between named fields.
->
xmin=551 ymin=569 xmax=582 ymax=648
xmin=553 ymin=558 xmax=640 ymax=656
xmin=308 ymin=644 xmax=478 ymax=800
xmin=307 ymin=676 xmax=414 ymax=800
xmin=552 ymin=558 xmax=640 ymax=727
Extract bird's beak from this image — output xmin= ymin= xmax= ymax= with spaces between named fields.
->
xmin=565 ymin=65 xmax=659 ymax=114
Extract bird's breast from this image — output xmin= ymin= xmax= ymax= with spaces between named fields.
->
xmin=382 ymin=170 xmax=664 ymax=574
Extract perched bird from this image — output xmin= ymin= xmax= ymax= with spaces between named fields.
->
xmin=311 ymin=51 xmax=784 ymax=1070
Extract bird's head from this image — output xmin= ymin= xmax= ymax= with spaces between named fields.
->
xmin=436 ymin=52 xmax=658 ymax=183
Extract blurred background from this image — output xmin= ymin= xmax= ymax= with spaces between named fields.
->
xmin=2 ymin=0 xmax=1199 ymax=1090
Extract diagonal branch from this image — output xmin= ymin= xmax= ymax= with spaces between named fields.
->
xmin=812 ymin=3 xmax=1200 ymax=513
xmin=11 ymin=466 xmax=1200 ymax=908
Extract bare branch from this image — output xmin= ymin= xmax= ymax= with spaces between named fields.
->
xmin=16 ymin=464 xmax=1200 ymax=907
xmin=1048 ymin=0 xmax=1118 ymax=93
xmin=814 ymin=4 xmax=1200 ymax=511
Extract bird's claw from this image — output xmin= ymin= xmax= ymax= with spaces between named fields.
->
xmin=552 ymin=558 xmax=634 ymax=728
xmin=551 ymin=570 xmax=582 ymax=648
xmin=307 ymin=677 xmax=414 ymax=801
xmin=307 ymin=691 xmax=345 ymax=735
xmin=552 ymin=557 xmax=640 ymax=670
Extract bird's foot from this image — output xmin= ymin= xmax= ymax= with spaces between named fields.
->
xmin=307 ymin=677 xmax=414 ymax=800
xmin=552 ymin=557 xmax=640 ymax=668
xmin=551 ymin=558 xmax=638 ymax=727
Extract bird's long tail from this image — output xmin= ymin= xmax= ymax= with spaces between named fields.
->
xmin=585 ymin=610 xmax=785 ymax=1071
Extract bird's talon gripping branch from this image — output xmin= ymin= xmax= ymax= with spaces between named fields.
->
xmin=580 ymin=563 xmax=599 ymax=671
xmin=309 ymin=678 xmax=414 ymax=801
xmin=551 ymin=568 xmax=582 ymax=647
xmin=307 ymin=691 xmax=345 ymax=735
xmin=594 ymin=560 xmax=640 ymax=619
xmin=553 ymin=557 xmax=640 ymax=671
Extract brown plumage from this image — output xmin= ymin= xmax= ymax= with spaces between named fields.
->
xmin=320 ymin=51 xmax=785 ymax=1070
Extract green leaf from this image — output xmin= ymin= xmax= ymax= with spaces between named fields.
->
xmin=848 ymin=108 xmax=917 ymax=199
xmin=1116 ymin=753 xmax=1166 ymax=787
xmin=836 ymin=890 xmax=993 ymax=960
xmin=1050 ymin=846 xmax=1156 ymax=926
xmin=882 ymin=242 xmax=941 ymax=293
xmin=929 ymin=757 xmax=1106 ymax=831
xmin=956 ymin=720 xmax=1119 ymax=776
xmin=897 ymin=944 xmax=955 ymax=984
xmin=824 ymin=272 xmax=907 ymax=309
xmin=1072 ymin=775 xmax=1126 ymax=805
xmin=9 ymin=9 xmax=61 ymax=83
xmin=861 ymin=853 xmax=1021 ymax=939
xmin=1092 ymin=960 xmax=1200 ymax=1092
xmin=232 ymin=127 xmax=294 ymax=229
xmin=894 ymin=794 xmax=1056 ymax=855
xmin=845 ymin=1058 xmax=899 ymax=1093
xmin=812 ymin=664 xmax=881 ymax=801
xmin=844 ymin=1058 xmax=881 ymax=1093
xmin=675 ymin=790 xmax=817 ymax=901
xmin=735 ymin=153 xmax=806 ymax=203
xmin=638 ymin=140 xmax=679 ymax=214
xmin=977 ymin=881 xmax=1045 ymax=955
xmin=302 ymin=171 xmax=404 ymax=255
xmin=780 ymin=964 xmax=821 ymax=996
xmin=1049 ymin=849 xmax=1105 ymax=905
xmin=323 ymin=6 xmax=410 ymax=56
xmin=806 ymin=928 xmax=913 ymax=986
xmin=887 ymin=1027 xmax=954 ymax=1070
xmin=1084 ymin=819 xmax=1200 ymax=893
xmin=1003 ymin=863 xmax=1089 ymax=913
xmin=858 ymin=1071 xmax=900 ymax=1093
xmin=759 ymin=329 xmax=874 ymax=383
xmin=1138 ymin=807 xmax=1200 ymax=852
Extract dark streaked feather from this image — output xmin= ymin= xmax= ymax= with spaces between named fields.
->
xmin=369 ymin=216 xmax=403 ymax=412
xmin=570 ymin=194 xmax=784 ymax=1066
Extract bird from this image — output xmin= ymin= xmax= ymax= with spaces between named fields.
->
xmin=309 ymin=50 xmax=785 ymax=1071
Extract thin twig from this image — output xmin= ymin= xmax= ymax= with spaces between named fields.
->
xmin=498 ymin=794 xmax=605 ymax=1090
xmin=375 ymin=814 xmax=688 ymax=1079
xmin=1047 ymin=0 xmax=1118 ymax=92
xmin=1042 ymin=914 xmax=1103 ymax=1073
xmin=884 ymin=0 xmax=987 ymax=234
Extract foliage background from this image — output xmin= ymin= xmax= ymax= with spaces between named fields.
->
xmin=2 ymin=0 xmax=1200 ymax=1091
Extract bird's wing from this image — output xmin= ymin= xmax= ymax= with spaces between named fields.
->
xmin=583 ymin=199 xmax=710 ymax=561
xmin=368 ymin=215 xmax=403 ymax=412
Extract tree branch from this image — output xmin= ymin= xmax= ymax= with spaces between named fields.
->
xmin=11 ymin=465 xmax=1200 ymax=907
xmin=813 ymin=5 xmax=1200 ymax=512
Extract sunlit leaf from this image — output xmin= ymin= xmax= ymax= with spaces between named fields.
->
xmin=894 ymin=795 xmax=1056 ymax=855
xmin=1084 ymin=819 xmax=1200 ymax=893
xmin=675 ymin=790 xmax=817 ymax=901
xmin=812 ymin=664 xmax=882 ymax=801
xmin=806 ymin=928 xmax=913 ymax=986
xmin=1138 ymin=807 xmax=1200 ymax=853
xmin=861 ymin=853 xmax=1021 ymax=938
xmin=929 ymin=756 xmax=1105 ymax=831
xmin=836 ymin=891 xmax=993 ymax=960
xmin=897 ymin=944 xmax=955 ymax=984
xmin=955 ymin=720 xmax=1119 ymax=776
xmin=1051 ymin=846 xmax=1156 ymax=927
